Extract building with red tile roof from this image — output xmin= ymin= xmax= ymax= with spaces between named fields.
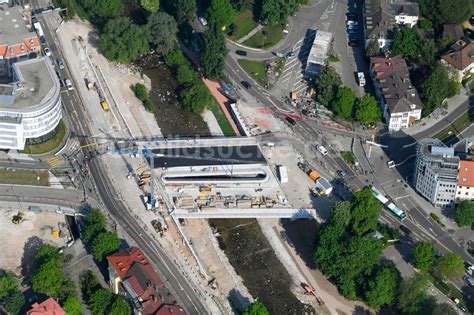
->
xmin=442 ymin=41 xmax=474 ymax=82
xmin=108 ymin=247 xmax=186 ymax=315
xmin=456 ymin=160 xmax=474 ymax=202
xmin=26 ymin=297 xmax=65 ymax=315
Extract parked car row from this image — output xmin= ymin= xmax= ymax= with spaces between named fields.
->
xmin=346 ymin=12 xmax=359 ymax=47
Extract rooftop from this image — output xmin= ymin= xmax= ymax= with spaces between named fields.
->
xmin=0 ymin=57 xmax=58 ymax=111
xmin=458 ymin=160 xmax=474 ymax=187
xmin=442 ymin=42 xmax=474 ymax=71
xmin=392 ymin=2 xmax=419 ymax=17
xmin=370 ymin=55 xmax=423 ymax=114
xmin=306 ymin=30 xmax=332 ymax=67
xmin=443 ymin=24 xmax=465 ymax=41
xmin=26 ymin=297 xmax=65 ymax=315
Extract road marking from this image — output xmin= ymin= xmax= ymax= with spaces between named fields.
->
xmin=43 ymin=156 xmax=64 ymax=168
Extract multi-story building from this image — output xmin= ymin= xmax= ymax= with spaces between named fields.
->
xmin=370 ymin=55 xmax=423 ymax=131
xmin=0 ymin=3 xmax=40 ymax=77
xmin=414 ymin=139 xmax=461 ymax=208
xmin=441 ymin=41 xmax=474 ymax=82
xmin=363 ymin=0 xmax=419 ymax=49
xmin=27 ymin=297 xmax=65 ymax=315
xmin=455 ymin=160 xmax=474 ymax=202
xmin=305 ymin=30 xmax=332 ymax=78
xmin=0 ymin=57 xmax=62 ymax=150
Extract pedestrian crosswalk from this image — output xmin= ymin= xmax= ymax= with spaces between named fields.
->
xmin=43 ymin=156 xmax=65 ymax=168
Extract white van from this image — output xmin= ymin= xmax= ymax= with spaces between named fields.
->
xmin=357 ymin=72 xmax=366 ymax=86
xmin=316 ymin=144 xmax=328 ymax=156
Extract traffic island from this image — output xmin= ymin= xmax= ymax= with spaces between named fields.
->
xmin=0 ymin=168 xmax=49 ymax=186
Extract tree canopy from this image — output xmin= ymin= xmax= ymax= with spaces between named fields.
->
xmin=98 ymin=18 xmax=150 ymax=63
xmin=455 ymin=200 xmax=474 ymax=227
xmin=421 ymin=63 xmax=458 ymax=114
xmin=83 ymin=209 xmax=107 ymax=245
xmin=170 ymin=0 xmax=196 ymax=25
xmin=79 ymin=0 xmax=123 ymax=21
xmin=398 ymin=274 xmax=436 ymax=314
xmin=92 ymin=231 xmax=121 ymax=262
xmin=436 ymin=253 xmax=464 ymax=279
xmin=391 ymin=27 xmax=420 ymax=59
xmin=110 ymin=297 xmax=132 ymax=315
xmin=0 ymin=273 xmax=20 ymax=298
xmin=350 ymin=187 xmax=381 ymax=236
xmin=206 ymin=0 xmax=235 ymax=29
xmin=413 ymin=241 xmax=436 ymax=272
xmin=4 ymin=291 xmax=25 ymax=315
xmin=432 ymin=303 xmax=460 ymax=315
xmin=365 ymin=266 xmax=400 ymax=308
xmin=259 ymin=0 xmax=298 ymax=25
xmin=355 ymin=95 xmax=381 ymax=126
xmin=316 ymin=66 xmax=342 ymax=107
xmin=243 ymin=301 xmax=269 ymax=315
xmin=63 ymin=296 xmax=83 ymax=315
xmin=201 ymin=22 xmax=228 ymax=80
xmin=147 ymin=12 xmax=178 ymax=56
xmin=140 ymin=0 xmax=160 ymax=13
xmin=332 ymin=87 xmax=356 ymax=120
xmin=89 ymin=288 xmax=114 ymax=315
xmin=418 ymin=0 xmax=473 ymax=25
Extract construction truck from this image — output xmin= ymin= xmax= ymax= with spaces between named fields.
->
xmin=12 ymin=211 xmax=24 ymax=224
xmin=297 ymin=161 xmax=320 ymax=182
xmin=85 ymin=78 xmax=96 ymax=90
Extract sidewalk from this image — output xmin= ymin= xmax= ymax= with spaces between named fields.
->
xmin=237 ymin=24 xmax=263 ymax=44
xmin=403 ymin=91 xmax=470 ymax=137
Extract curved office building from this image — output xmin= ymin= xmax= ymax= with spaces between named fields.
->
xmin=0 ymin=57 xmax=61 ymax=150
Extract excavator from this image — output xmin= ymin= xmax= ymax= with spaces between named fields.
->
xmin=303 ymin=283 xmax=325 ymax=307
xmin=12 ymin=211 xmax=24 ymax=224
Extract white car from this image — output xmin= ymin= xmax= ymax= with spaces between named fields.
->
xmin=43 ymin=47 xmax=51 ymax=57
xmin=357 ymin=72 xmax=366 ymax=87
xmin=198 ymin=17 xmax=208 ymax=26
xmin=316 ymin=144 xmax=328 ymax=156
xmin=387 ymin=160 xmax=396 ymax=169
xmin=347 ymin=20 xmax=358 ymax=26
xmin=65 ymin=79 xmax=73 ymax=91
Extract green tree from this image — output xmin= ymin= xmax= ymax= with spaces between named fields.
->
xmin=355 ymin=95 xmax=381 ymax=126
xmin=455 ymin=200 xmax=474 ymax=227
xmin=32 ymin=259 xmax=71 ymax=298
xmin=110 ymin=297 xmax=132 ymax=315
xmin=206 ymin=0 xmax=235 ymax=29
xmin=418 ymin=18 xmax=433 ymax=30
xmin=432 ymin=303 xmax=459 ymax=315
xmin=365 ymin=39 xmax=380 ymax=57
xmin=92 ymin=231 xmax=121 ymax=262
xmin=99 ymin=18 xmax=150 ymax=63
xmin=391 ymin=27 xmax=420 ymax=59
xmin=436 ymin=253 xmax=464 ymax=279
xmin=259 ymin=0 xmax=298 ymax=25
xmin=413 ymin=241 xmax=436 ymax=272
xmin=332 ymin=87 xmax=356 ymax=119
xmin=4 ymin=292 xmax=25 ymax=315
xmin=0 ymin=273 xmax=20 ymax=298
xmin=201 ymin=22 xmax=228 ymax=80
xmin=231 ymin=0 xmax=255 ymax=11
xmin=316 ymin=66 xmax=342 ymax=107
xmin=63 ymin=295 xmax=83 ymax=315
xmin=177 ymin=64 xmax=197 ymax=83
xmin=417 ymin=38 xmax=437 ymax=67
xmin=430 ymin=0 xmax=473 ymax=24
xmin=398 ymin=274 xmax=436 ymax=314
xmin=89 ymin=288 xmax=114 ymax=315
xmin=52 ymin=0 xmax=76 ymax=20
xmin=148 ymin=12 xmax=178 ymax=56
xmin=79 ymin=0 xmax=123 ymax=21
xmin=80 ymin=270 xmax=100 ymax=302
xmin=171 ymin=0 xmax=196 ymax=25
xmin=243 ymin=300 xmax=269 ymax=315
xmin=350 ymin=187 xmax=381 ymax=236
xmin=140 ymin=0 xmax=160 ymax=13
xmin=421 ymin=63 xmax=457 ymax=113
xmin=180 ymin=84 xmax=213 ymax=113
xmin=365 ymin=266 xmax=400 ymax=308
xmin=83 ymin=209 xmax=107 ymax=245
xmin=34 ymin=244 xmax=61 ymax=265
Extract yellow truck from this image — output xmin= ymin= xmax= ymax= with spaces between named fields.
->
xmin=100 ymin=101 xmax=110 ymax=111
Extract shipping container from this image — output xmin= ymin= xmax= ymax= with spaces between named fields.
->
xmin=277 ymin=165 xmax=288 ymax=183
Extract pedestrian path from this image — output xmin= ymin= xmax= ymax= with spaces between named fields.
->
xmin=236 ymin=24 xmax=263 ymax=44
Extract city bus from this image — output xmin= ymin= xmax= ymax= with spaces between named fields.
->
xmin=371 ymin=187 xmax=407 ymax=221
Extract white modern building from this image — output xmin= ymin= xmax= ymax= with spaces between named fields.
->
xmin=414 ymin=139 xmax=461 ymax=208
xmin=0 ymin=57 xmax=62 ymax=150
xmin=370 ymin=55 xmax=423 ymax=131
xmin=392 ymin=3 xmax=419 ymax=28
xmin=305 ymin=30 xmax=332 ymax=78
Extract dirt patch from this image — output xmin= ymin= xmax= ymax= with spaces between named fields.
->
xmin=209 ymin=218 xmax=315 ymax=314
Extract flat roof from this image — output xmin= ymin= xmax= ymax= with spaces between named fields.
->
xmin=0 ymin=57 xmax=58 ymax=111
xmin=0 ymin=4 xmax=33 ymax=46
xmin=306 ymin=30 xmax=332 ymax=67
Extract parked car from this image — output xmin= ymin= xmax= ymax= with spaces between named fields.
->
xmin=235 ymin=50 xmax=247 ymax=56
xmin=348 ymin=40 xmax=359 ymax=47
xmin=56 ymin=58 xmax=65 ymax=69
xmin=241 ymin=81 xmax=252 ymax=89
xmin=43 ymin=47 xmax=51 ymax=56
xmin=65 ymin=79 xmax=73 ymax=91
xmin=286 ymin=51 xmax=296 ymax=59
xmin=337 ymin=170 xmax=347 ymax=178
xmin=387 ymin=160 xmax=396 ymax=169
xmin=285 ymin=116 xmax=297 ymax=126
xmin=316 ymin=144 xmax=328 ymax=155
xmin=346 ymin=13 xmax=357 ymax=20
xmin=463 ymin=275 xmax=474 ymax=286
xmin=357 ymin=72 xmax=366 ymax=87
xmin=347 ymin=20 xmax=358 ymax=26
xmin=198 ymin=16 xmax=208 ymax=26
xmin=399 ymin=225 xmax=411 ymax=235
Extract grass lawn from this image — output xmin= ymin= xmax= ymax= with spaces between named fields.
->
xmin=23 ymin=120 xmax=67 ymax=155
xmin=237 ymin=59 xmax=267 ymax=86
xmin=208 ymin=100 xmax=236 ymax=136
xmin=433 ymin=109 xmax=474 ymax=143
xmin=243 ymin=24 xmax=284 ymax=49
xmin=341 ymin=151 xmax=355 ymax=165
xmin=0 ymin=168 xmax=49 ymax=186
xmin=229 ymin=10 xmax=257 ymax=41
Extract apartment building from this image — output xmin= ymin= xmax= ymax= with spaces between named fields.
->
xmin=441 ymin=41 xmax=474 ymax=82
xmin=456 ymin=160 xmax=474 ymax=202
xmin=370 ymin=55 xmax=423 ymax=131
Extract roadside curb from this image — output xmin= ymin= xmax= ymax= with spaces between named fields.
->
xmin=226 ymin=39 xmax=263 ymax=52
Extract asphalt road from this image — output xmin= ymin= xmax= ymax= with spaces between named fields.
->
xmin=32 ymin=1 xmax=208 ymax=313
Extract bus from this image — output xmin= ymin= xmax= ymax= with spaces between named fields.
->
xmin=33 ymin=22 xmax=45 ymax=42
xmin=371 ymin=187 xmax=407 ymax=221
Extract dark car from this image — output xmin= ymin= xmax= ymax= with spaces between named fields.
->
xmin=241 ymin=81 xmax=252 ymax=89
xmin=346 ymin=13 xmax=357 ymax=20
xmin=337 ymin=170 xmax=347 ymax=178
xmin=348 ymin=40 xmax=359 ymax=47
xmin=236 ymin=50 xmax=247 ymax=56
xmin=285 ymin=116 xmax=297 ymax=126
xmin=399 ymin=225 xmax=411 ymax=235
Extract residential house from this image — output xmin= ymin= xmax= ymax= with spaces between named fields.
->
xmin=364 ymin=0 xmax=419 ymax=49
xmin=441 ymin=41 xmax=474 ymax=82
xmin=443 ymin=24 xmax=465 ymax=42
xmin=107 ymin=247 xmax=186 ymax=315
xmin=456 ymin=160 xmax=474 ymax=202
xmin=26 ymin=297 xmax=65 ymax=315
xmin=370 ymin=55 xmax=423 ymax=131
